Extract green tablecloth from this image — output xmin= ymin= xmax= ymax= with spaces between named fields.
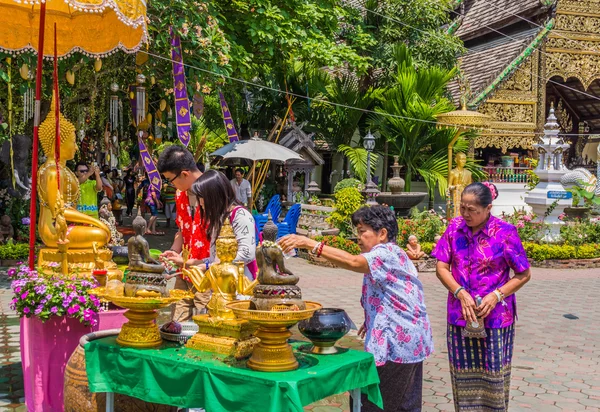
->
xmin=85 ymin=337 xmax=382 ymax=411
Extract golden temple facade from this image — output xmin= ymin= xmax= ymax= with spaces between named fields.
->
xmin=451 ymin=0 xmax=600 ymax=162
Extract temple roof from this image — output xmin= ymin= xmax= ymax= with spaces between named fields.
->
xmin=455 ymin=0 xmax=548 ymax=40
xmin=279 ymin=122 xmax=325 ymax=165
xmin=448 ymin=26 xmax=541 ymax=105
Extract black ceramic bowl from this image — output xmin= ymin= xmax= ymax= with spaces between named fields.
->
xmin=298 ymin=308 xmax=354 ymax=354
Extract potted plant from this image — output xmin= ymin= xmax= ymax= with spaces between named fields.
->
xmin=564 ymin=186 xmax=600 ymax=220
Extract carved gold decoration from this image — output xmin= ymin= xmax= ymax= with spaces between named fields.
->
xmin=227 ymin=300 xmax=322 ymax=372
xmin=555 ymin=13 xmax=600 ymax=34
xmin=558 ymin=0 xmax=600 ymax=15
xmin=500 ymin=58 xmax=533 ymax=91
xmin=474 ymin=131 xmax=537 ymax=153
xmin=546 ymin=50 xmax=600 ymax=90
xmin=91 ymin=288 xmax=181 ymax=348
xmin=186 ymin=315 xmax=259 ymax=359
xmin=480 ymin=103 xmax=535 ymax=123
xmin=555 ymin=99 xmax=573 ymax=133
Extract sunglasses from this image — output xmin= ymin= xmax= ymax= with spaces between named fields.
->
xmin=167 ymin=169 xmax=188 ymax=184
xmin=77 ymin=169 xmax=89 ymax=174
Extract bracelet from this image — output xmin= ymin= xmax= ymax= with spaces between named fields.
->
xmin=205 ymin=260 xmax=210 ymax=272
xmin=493 ymin=289 xmax=504 ymax=302
xmin=316 ymin=241 xmax=326 ymax=258
xmin=453 ymin=286 xmax=465 ymax=299
xmin=311 ymin=242 xmax=322 ymax=255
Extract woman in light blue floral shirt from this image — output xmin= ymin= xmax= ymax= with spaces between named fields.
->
xmin=280 ymin=205 xmax=433 ymax=411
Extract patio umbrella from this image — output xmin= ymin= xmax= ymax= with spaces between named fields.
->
xmin=0 ymin=0 xmax=148 ymax=268
xmin=210 ymin=137 xmax=303 ymax=209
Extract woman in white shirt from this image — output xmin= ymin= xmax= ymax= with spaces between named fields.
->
xmin=191 ymin=170 xmax=257 ymax=279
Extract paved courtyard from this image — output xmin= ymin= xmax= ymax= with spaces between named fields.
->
xmin=0 ymin=228 xmax=599 ymax=411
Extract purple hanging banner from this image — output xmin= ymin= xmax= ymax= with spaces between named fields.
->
xmin=139 ymin=138 xmax=162 ymax=192
xmin=219 ymin=92 xmax=239 ymax=142
xmin=170 ymin=26 xmax=191 ymax=147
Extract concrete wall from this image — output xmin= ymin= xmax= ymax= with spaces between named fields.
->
xmin=411 ymin=181 xmax=531 ymax=217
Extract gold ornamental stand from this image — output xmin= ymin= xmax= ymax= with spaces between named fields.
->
xmin=227 ymin=301 xmax=322 ymax=372
xmin=91 ymin=288 xmax=181 ymax=348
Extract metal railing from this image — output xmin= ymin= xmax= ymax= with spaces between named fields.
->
xmin=482 ymin=167 xmax=533 ymax=184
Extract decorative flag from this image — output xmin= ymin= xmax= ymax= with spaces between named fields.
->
xmin=138 ymin=138 xmax=162 ymax=192
xmin=219 ymin=92 xmax=239 ymax=142
xmin=170 ymin=27 xmax=191 ymax=147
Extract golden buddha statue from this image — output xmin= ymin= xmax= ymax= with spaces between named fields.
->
xmin=36 ymin=94 xmax=118 ymax=276
xmin=183 ymin=217 xmax=259 ymax=358
xmin=448 ymin=152 xmax=472 ymax=218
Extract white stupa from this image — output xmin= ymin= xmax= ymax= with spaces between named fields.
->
xmin=524 ymin=104 xmax=571 ymax=242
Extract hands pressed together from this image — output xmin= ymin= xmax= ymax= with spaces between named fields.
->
xmin=456 ymin=290 xmax=499 ymax=323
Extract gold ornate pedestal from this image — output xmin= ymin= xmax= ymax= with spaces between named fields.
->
xmin=91 ymin=288 xmax=180 ymax=348
xmin=38 ymin=247 xmax=122 ymax=280
xmin=227 ymin=300 xmax=322 ymax=372
xmin=186 ymin=315 xmax=259 ymax=359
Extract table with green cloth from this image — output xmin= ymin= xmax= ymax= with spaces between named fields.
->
xmin=84 ymin=336 xmax=382 ymax=412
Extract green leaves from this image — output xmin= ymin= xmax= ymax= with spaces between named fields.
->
xmin=338 ymin=144 xmax=378 ymax=182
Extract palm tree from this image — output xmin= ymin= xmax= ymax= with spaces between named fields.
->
xmin=372 ymin=44 xmax=483 ymax=199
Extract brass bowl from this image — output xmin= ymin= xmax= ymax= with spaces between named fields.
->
xmin=226 ymin=300 xmax=322 ymax=372
xmin=227 ymin=300 xmax=322 ymax=326
xmin=91 ymin=287 xmax=181 ymax=309
xmin=89 ymin=288 xmax=183 ymax=348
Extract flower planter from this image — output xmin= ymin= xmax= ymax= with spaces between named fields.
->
xmin=564 ymin=206 xmax=591 ymax=220
xmin=21 ymin=315 xmax=94 ymax=412
xmin=20 ymin=311 xmax=127 ymax=411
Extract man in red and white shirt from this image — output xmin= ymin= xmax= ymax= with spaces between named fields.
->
xmin=158 ymin=146 xmax=210 ymax=321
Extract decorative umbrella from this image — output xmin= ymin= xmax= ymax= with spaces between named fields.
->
xmin=0 ymin=0 xmax=148 ymax=268
xmin=436 ymin=99 xmax=491 ymax=219
xmin=210 ymin=137 xmax=303 ymax=209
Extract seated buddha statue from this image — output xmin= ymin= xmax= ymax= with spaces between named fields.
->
xmin=36 ymin=93 xmax=116 ymax=274
xmin=182 ymin=217 xmax=257 ymax=320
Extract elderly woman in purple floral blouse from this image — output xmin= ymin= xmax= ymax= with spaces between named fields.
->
xmin=432 ymin=182 xmax=531 ymax=412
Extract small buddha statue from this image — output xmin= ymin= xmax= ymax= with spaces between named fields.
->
xmin=256 ymin=213 xmax=298 ymax=285
xmin=406 ymin=235 xmax=425 ymax=260
xmin=36 ymin=92 xmax=116 ymax=274
xmin=124 ymin=212 xmax=167 ymax=297
xmin=99 ymin=197 xmax=124 ymax=247
xmin=182 ymin=217 xmax=257 ymax=320
xmin=0 ymin=215 xmax=14 ymax=243
xmin=448 ymin=152 xmax=472 ymax=218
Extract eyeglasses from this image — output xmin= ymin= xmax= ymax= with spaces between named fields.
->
xmin=77 ymin=169 xmax=89 ymax=174
xmin=166 ymin=170 xmax=187 ymax=184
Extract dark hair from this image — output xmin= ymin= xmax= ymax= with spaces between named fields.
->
xmin=462 ymin=182 xmax=499 ymax=208
xmin=351 ymin=205 xmax=398 ymax=243
xmin=196 ymin=160 xmax=205 ymax=173
xmin=191 ymin=169 xmax=239 ymax=240
xmin=75 ymin=161 xmax=88 ymax=171
xmin=235 ymin=168 xmax=244 ymax=175
xmin=157 ymin=145 xmax=198 ymax=174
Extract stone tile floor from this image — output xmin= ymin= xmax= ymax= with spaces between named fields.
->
xmin=1 ymin=214 xmax=599 ymax=411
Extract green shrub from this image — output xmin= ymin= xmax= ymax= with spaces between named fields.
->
xmin=327 ymin=187 xmax=364 ymax=236
xmin=523 ymin=242 xmax=600 ymax=261
xmin=397 ymin=209 xmax=445 ymax=246
xmin=421 ymin=242 xmax=434 ymax=255
xmin=0 ymin=242 xmax=29 ymax=261
xmin=333 ymin=178 xmax=363 ymax=194
xmin=314 ymin=235 xmax=361 ymax=255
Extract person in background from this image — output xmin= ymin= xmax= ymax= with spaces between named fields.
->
xmin=158 ymin=146 xmax=210 ymax=321
xmin=124 ymin=168 xmax=136 ymax=217
xmin=75 ymin=162 xmax=102 ymax=219
xmin=279 ymin=206 xmax=433 ymax=411
xmin=192 ymin=170 xmax=257 ymax=280
xmin=144 ymin=181 xmax=163 ymax=235
xmin=162 ymin=178 xmax=177 ymax=228
xmin=432 ymin=182 xmax=531 ymax=412
xmin=230 ymin=168 xmax=252 ymax=207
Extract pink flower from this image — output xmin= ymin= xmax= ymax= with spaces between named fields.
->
xmin=23 ymin=307 xmax=30 ymax=314
xmin=67 ymin=304 xmax=80 ymax=315
xmin=21 ymin=291 xmax=29 ymax=300
xmin=523 ymin=215 xmax=532 ymax=222
xmin=516 ymin=221 xmax=525 ymax=228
